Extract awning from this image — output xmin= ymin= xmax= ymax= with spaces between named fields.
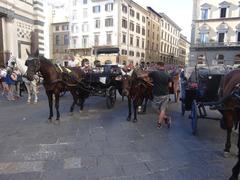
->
xmin=96 ymin=48 xmax=119 ymax=55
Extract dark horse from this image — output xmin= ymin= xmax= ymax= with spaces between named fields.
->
xmin=217 ymin=69 xmax=240 ymax=180
xmin=121 ymin=69 xmax=153 ymax=122
xmin=25 ymin=49 xmax=87 ymax=123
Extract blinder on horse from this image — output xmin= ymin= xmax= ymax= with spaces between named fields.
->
xmin=25 ymin=56 xmax=41 ymax=81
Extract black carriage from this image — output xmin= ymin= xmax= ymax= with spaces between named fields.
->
xmin=82 ymin=64 xmax=122 ymax=109
xmin=181 ymin=66 xmax=227 ymax=135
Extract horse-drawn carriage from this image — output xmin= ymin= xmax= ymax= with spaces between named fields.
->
xmin=181 ymin=65 xmax=229 ymax=135
xmin=80 ymin=64 xmax=122 ymax=109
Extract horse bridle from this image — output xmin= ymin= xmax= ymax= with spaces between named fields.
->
xmin=26 ymin=56 xmax=41 ymax=74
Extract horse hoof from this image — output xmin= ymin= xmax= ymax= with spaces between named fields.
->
xmin=126 ymin=117 xmax=131 ymax=121
xmin=79 ymin=110 xmax=83 ymax=114
xmin=47 ymin=118 xmax=52 ymax=123
xmin=53 ymin=120 xmax=60 ymax=125
xmin=133 ymin=119 xmax=137 ymax=123
xmin=223 ymin=151 xmax=230 ymax=158
xmin=68 ymin=112 xmax=74 ymax=116
xmin=27 ymin=101 xmax=31 ymax=104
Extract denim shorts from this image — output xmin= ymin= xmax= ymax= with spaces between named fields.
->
xmin=152 ymin=95 xmax=169 ymax=112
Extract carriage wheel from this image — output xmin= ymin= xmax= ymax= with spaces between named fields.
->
xmin=106 ymin=87 xmax=116 ymax=109
xmin=191 ymin=100 xmax=198 ymax=135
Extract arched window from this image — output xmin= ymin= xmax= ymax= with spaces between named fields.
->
xmin=234 ymin=54 xmax=240 ymax=64
xmin=216 ymin=22 xmax=229 ymax=43
xmin=197 ymin=55 xmax=205 ymax=64
xmin=219 ymin=1 xmax=231 ymax=18
xmin=216 ymin=54 xmax=224 ymax=64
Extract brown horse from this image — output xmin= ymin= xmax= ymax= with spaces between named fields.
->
xmin=121 ymin=69 xmax=153 ymax=122
xmin=25 ymin=49 xmax=87 ymax=123
xmin=217 ymin=69 xmax=240 ymax=155
xmin=219 ymin=69 xmax=240 ymax=180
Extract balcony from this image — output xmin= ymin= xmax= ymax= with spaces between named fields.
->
xmin=191 ymin=42 xmax=240 ymax=51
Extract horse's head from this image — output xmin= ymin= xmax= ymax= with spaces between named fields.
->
xmin=25 ymin=49 xmax=40 ymax=81
xmin=121 ymin=69 xmax=134 ymax=96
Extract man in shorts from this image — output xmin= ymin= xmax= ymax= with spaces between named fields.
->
xmin=148 ymin=62 xmax=172 ymax=128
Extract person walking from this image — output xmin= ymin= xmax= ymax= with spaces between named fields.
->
xmin=148 ymin=62 xmax=172 ymax=128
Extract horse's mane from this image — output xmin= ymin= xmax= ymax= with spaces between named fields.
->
xmin=222 ymin=69 xmax=240 ymax=96
xmin=39 ymin=56 xmax=54 ymax=66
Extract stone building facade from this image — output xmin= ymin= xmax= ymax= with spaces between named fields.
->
xmin=0 ymin=0 xmax=45 ymax=66
xmin=190 ymin=0 xmax=240 ymax=66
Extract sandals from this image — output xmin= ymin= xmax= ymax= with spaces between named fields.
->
xmin=157 ymin=122 xmax=162 ymax=129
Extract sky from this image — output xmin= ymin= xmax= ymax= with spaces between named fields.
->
xmin=135 ymin=0 xmax=193 ymax=41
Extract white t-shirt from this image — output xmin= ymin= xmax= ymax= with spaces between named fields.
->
xmin=68 ymin=60 xmax=77 ymax=67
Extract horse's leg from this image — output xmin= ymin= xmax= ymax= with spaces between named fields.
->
xmin=224 ymin=128 xmax=232 ymax=156
xmin=33 ymin=82 xmax=38 ymax=104
xmin=142 ymin=98 xmax=148 ymax=114
xmin=25 ymin=83 xmax=31 ymax=103
xmin=133 ymin=103 xmax=138 ymax=123
xmin=80 ymin=98 xmax=85 ymax=112
xmin=46 ymin=91 xmax=53 ymax=122
xmin=229 ymin=126 xmax=240 ymax=180
xmin=224 ymin=111 xmax=235 ymax=156
xmin=69 ymin=89 xmax=79 ymax=115
xmin=55 ymin=93 xmax=60 ymax=123
xmin=127 ymin=97 xmax=132 ymax=121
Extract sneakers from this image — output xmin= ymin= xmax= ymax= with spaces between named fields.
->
xmin=157 ymin=117 xmax=172 ymax=129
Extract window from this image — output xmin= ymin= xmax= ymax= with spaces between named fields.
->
xmin=136 ymin=52 xmax=140 ymax=57
xmin=130 ymin=9 xmax=135 ymax=17
xmin=136 ymin=25 xmax=140 ymax=34
xmin=93 ymin=5 xmax=100 ymax=13
xmin=64 ymin=35 xmax=69 ymax=45
xmin=141 ymin=53 xmax=145 ymax=58
xmin=201 ymin=9 xmax=209 ymax=20
xmin=94 ymin=34 xmax=99 ymax=46
xmin=218 ymin=33 xmax=225 ymax=43
xmin=62 ymin=25 xmax=68 ymax=31
xmin=106 ymin=33 xmax=112 ymax=45
xmin=82 ymin=23 xmax=88 ymax=32
xmin=83 ymin=0 xmax=87 ymax=4
xmin=200 ymin=33 xmax=208 ymax=43
xmin=122 ymin=34 xmax=126 ymax=44
xmin=55 ymin=35 xmax=60 ymax=45
xmin=142 ymin=39 xmax=145 ymax=49
xmin=83 ymin=8 xmax=88 ymax=18
xmin=122 ymin=4 xmax=127 ymax=13
xmin=142 ymin=16 xmax=145 ymax=23
xmin=136 ymin=37 xmax=140 ymax=47
xmin=237 ymin=32 xmax=240 ymax=43
xmin=142 ymin=27 xmax=145 ymax=36
xmin=129 ymin=51 xmax=134 ymax=56
xmin=105 ymin=3 xmax=113 ymax=12
xmin=130 ymin=22 xmax=134 ymax=31
xmin=220 ymin=7 xmax=227 ymax=18
xmin=82 ymin=35 xmax=88 ymax=48
xmin=130 ymin=36 xmax=133 ymax=46
xmin=105 ymin=18 xmax=113 ymax=27
xmin=216 ymin=54 xmax=224 ymax=64
xmin=55 ymin=26 xmax=59 ymax=31
xmin=122 ymin=19 xmax=127 ymax=28
xmin=121 ymin=49 xmax=127 ymax=55
xmin=95 ymin=19 xmax=100 ymax=28
xmin=136 ymin=12 xmax=140 ymax=20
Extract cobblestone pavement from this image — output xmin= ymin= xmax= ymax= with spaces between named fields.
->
xmin=0 ymin=89 xmax=238 ymax=180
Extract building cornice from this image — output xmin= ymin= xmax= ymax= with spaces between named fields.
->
xmin=194 ymin=17 xmax=240 ymax=23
